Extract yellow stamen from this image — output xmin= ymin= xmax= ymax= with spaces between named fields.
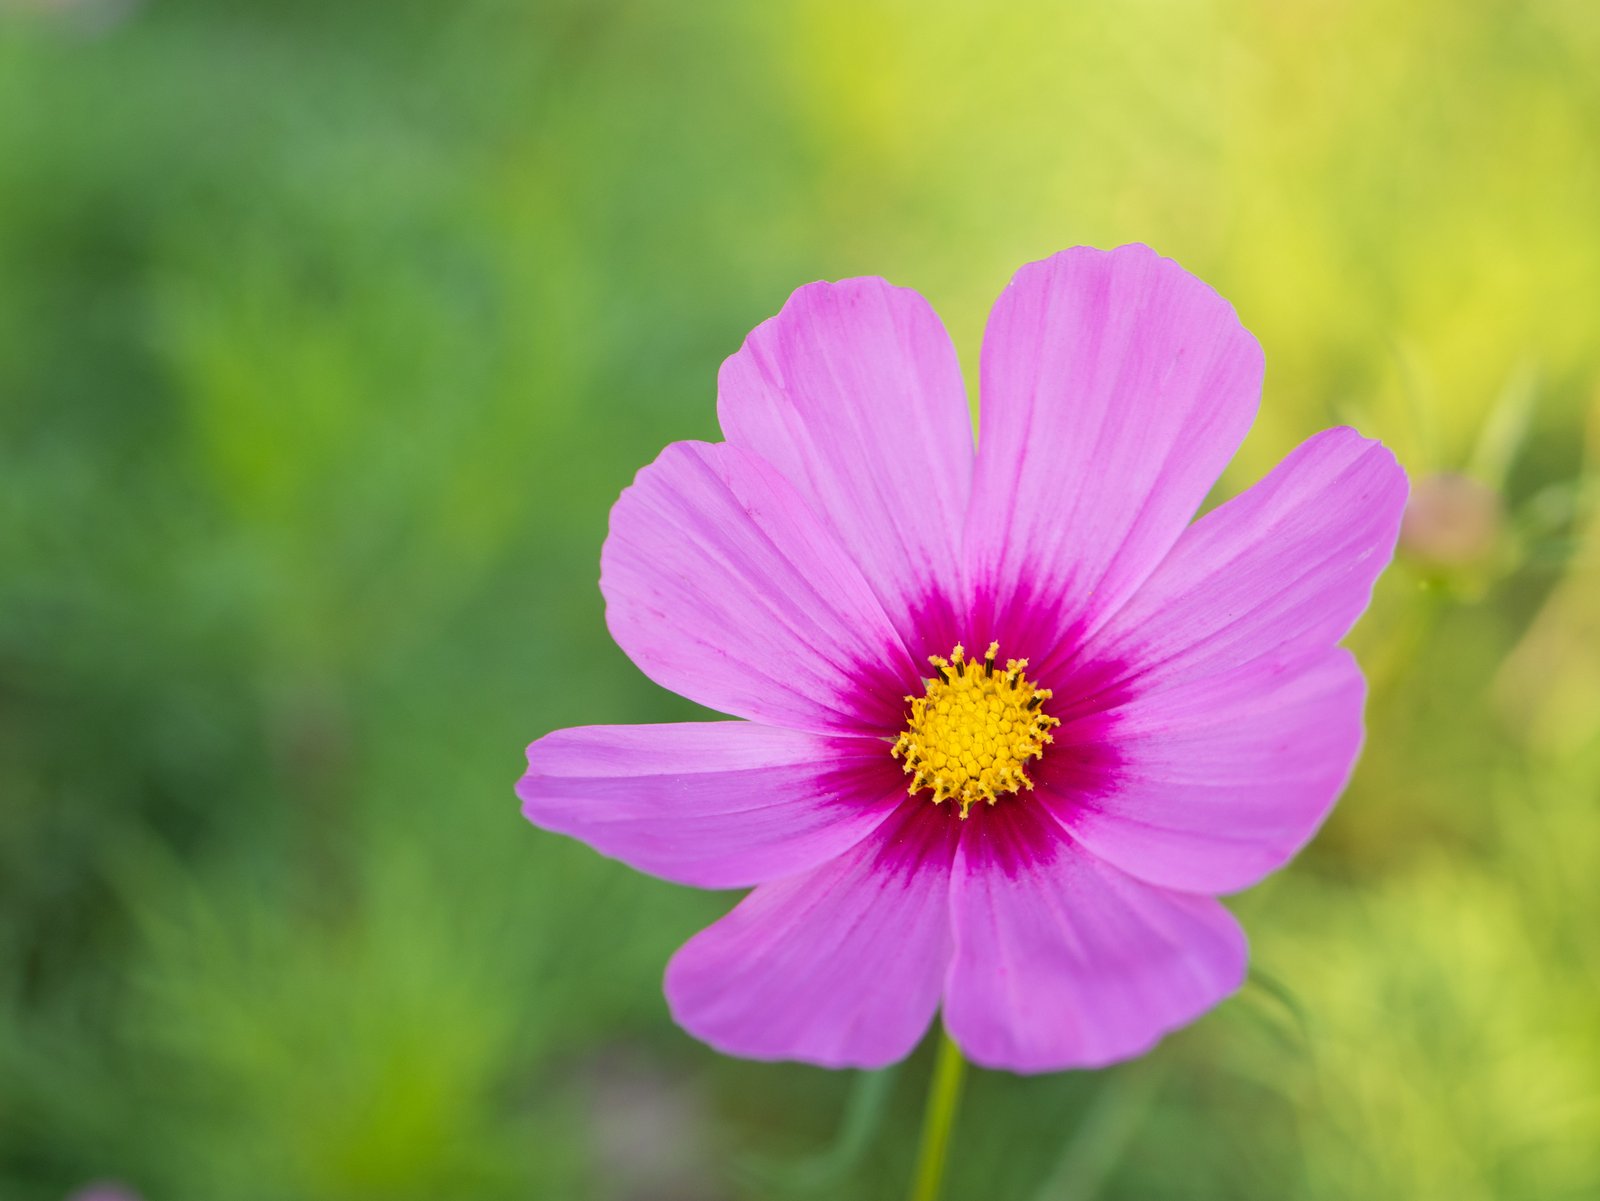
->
xmin=890 ymin=642 xmax=1060 ymax=818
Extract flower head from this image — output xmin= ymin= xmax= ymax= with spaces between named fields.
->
xmin=518 ymin=245 xmax=1407 ymax=1073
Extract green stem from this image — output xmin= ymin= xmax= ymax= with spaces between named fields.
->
xmin=908 ymin=1029 xmax=968 ymax=1201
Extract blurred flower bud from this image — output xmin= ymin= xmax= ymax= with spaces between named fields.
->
xmin=66 ymin=1184 xmax=141 ymax=1201
xmin=1399 ymin=472 xmax=1503 ymax=569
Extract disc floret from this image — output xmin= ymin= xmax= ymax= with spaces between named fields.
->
xmin=891 ymin=642 xmax=1060 ymax=817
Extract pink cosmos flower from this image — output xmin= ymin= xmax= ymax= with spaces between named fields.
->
xmin=519 ymin=245 xmax=1407 ymax=1073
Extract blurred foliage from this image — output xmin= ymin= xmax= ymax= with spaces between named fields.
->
xmin=1 ymin=1 xmax=1596 ymax=1198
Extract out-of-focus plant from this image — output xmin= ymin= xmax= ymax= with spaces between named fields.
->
xmin=2 ymin=0 xmax=1597 ymax=1198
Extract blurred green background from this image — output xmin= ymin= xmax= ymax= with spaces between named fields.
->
xmin=2 ymin=1 xmax=1598 ymax=1198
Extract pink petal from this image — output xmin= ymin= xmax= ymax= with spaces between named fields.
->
xmin=1067 ymin=427 xmax=1408 ymax=693
xmin=965 ymin=244 xmax=1263 ymax=659
xmin=1040 ymin=428 xmax=1406 ymax=893
xmin=1044 ymin=650 xmax=1365 ymax=894
xmin=718 ymin=278 xmax=975 ymax=653
xmin=518 ymin=722 xmax=904 ymax=889
xmin=944 ymin=802 xmax=1247 ymax=1073
xmin=602 ymin=440 xmax=918 ymax=734
xmin=664 ymin=800 xmax=959 ymax=1068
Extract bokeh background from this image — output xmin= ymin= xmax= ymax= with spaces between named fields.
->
xmin=3 ymin=1 xmax=1598 ymax=1198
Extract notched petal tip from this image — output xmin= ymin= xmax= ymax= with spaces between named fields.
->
xmin=1315 ymin=423 xmax=1410 ymax=480
xmin=718 ymin=275 xmax=947 ymax=381
xmin=1001 ymin=243 xmax=1263 ymax=354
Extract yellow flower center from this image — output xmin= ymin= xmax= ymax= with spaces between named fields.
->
xmin=891 ymin=642 xmax=1060 ymax=818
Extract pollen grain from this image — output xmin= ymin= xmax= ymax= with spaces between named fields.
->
xmin=891 ymin=642 xmax=1059 ymax=818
